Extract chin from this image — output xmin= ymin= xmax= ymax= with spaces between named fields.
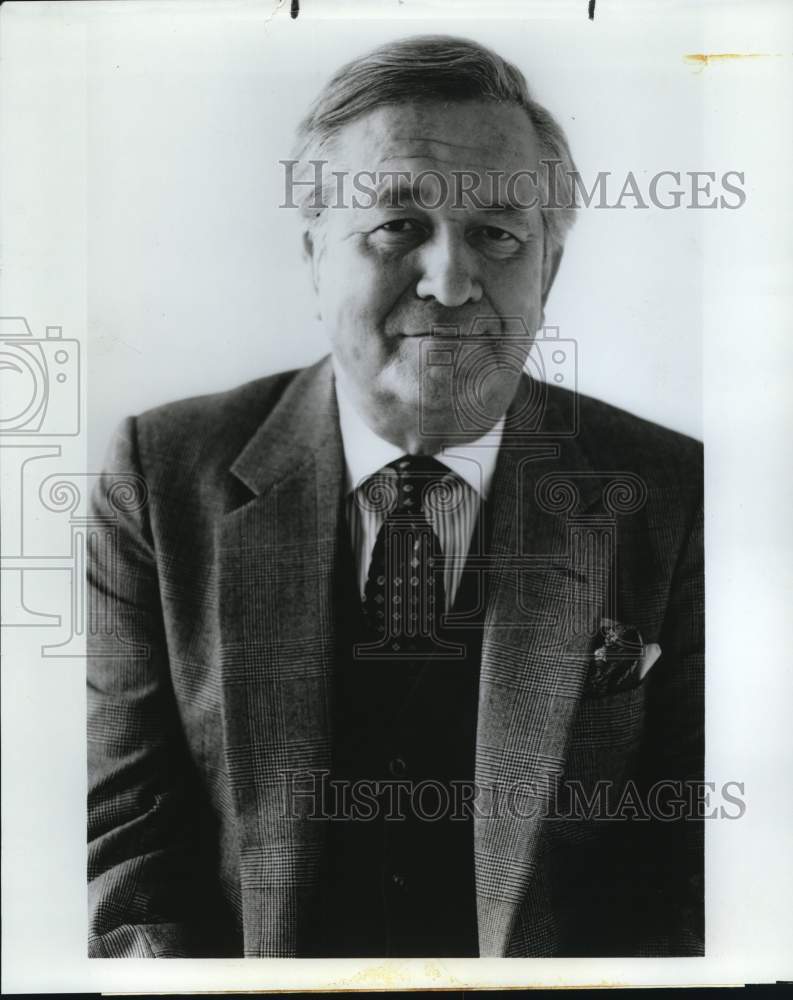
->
xmin=379 ymin=354 xmax=420 ymax=398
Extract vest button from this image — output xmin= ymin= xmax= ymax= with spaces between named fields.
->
xmin=391 ymin=872 xmax=407 ymax=890
xmin=388 ymin=756 xmax=407 ymax=777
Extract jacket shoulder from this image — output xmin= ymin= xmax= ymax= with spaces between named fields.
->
xmin=132 ymin=367 xmax=303 ymax=475
xmin=548 ymin=383 xmax=703 ymax=491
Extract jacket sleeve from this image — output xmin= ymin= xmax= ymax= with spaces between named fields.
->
xmin=87 ymin=417 xmax=228 ymax=958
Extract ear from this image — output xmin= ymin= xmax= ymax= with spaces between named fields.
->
xmin=538 ymin=241 xmax=564 ymax=327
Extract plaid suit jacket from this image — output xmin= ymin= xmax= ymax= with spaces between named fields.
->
xmin=87 ymin=356 xmax=704 ymax=958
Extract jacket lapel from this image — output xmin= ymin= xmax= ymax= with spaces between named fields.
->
xmin=218 ymin=358 xmax=343 ymax=957
xmin=475 ymin=383 xmax=612 ymax=955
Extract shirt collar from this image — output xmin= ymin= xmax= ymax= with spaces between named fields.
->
xmin=333 ymin=360 xmax=504 ymax=500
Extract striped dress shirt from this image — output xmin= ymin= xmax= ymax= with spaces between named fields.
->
xmin=334 ymin=369 xmax=503 ymax=611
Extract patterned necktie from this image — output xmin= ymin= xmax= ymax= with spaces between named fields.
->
xmin=360 ymin=455 xmax=452 ymax=658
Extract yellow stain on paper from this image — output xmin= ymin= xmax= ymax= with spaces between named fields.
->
xmin=684 ymin=52 xmax=779 ymax=70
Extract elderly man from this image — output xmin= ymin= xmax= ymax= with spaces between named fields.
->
xmin=87 ymin=35 xmax=704 ymax=958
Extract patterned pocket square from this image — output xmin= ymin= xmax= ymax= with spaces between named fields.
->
xmin=584 ymin=618 xmax=662 ymax=698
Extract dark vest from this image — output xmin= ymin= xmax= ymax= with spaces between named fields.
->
xmin=302 ymin=506 xmax=490 ymax=957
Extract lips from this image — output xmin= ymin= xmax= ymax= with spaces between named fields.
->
xmin=399 ymin=329 xmax=463 ymax=338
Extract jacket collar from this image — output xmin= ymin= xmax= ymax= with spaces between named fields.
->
xmin=229 ymin=356 xmax=343 ymax=498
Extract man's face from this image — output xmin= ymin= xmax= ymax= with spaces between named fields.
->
xmin=305 ymin=99 xmax=561 ymax=448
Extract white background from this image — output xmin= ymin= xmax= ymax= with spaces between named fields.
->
xmin=2 ymin=0 xmax=792 ymax=992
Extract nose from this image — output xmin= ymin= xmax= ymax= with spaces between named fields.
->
xmin=415 ymin=228 xmax=482 ymax=307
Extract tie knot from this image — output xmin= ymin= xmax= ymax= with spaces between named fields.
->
xmin=354 ymin=455 xmax=461 ymax=519
xmin=387 ymin=454 xmax=453 ymax=516
xmin=389 ymin=453 xmax=448 ymax=479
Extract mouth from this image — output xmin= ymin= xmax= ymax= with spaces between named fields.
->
xmin=398 ymin=330 xmax=469 ymax=339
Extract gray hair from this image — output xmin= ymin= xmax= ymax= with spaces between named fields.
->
xmin=291 ymin=34 xmax=578 ymax=249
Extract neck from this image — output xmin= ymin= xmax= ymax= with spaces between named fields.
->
xmin=335 ymin=370 xmax=503 ymax=455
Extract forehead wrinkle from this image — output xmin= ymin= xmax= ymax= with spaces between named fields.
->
xmin=336 ymin=105 xmax=542 ymax=194
xmin=388 ymin=134 xmax=507 ymax=154
xmin=371 ymin=141 xmax=535 ymax=175
xmin=376 ymin=152 xmax=502 ymax=172
xmin=375 ymin=134 xmax=523 ymax=167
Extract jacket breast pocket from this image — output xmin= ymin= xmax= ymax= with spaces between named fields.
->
xmin=564 ymin=681 xmax=649 ymax=789
xmin=543 ymin=683 xmax=651 ymax=853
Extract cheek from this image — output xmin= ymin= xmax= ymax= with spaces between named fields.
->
xmin=320 ymin=243 xmax=407 ymax=328
xmin=485 ymin=257 xmax=545 ymax=320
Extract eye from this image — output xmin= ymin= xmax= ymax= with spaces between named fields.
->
xmin=368 ymin=218 xmax=427 ymax=249
xmin=471 ymin=225 xmax=523 ymax=257
xmin=376 ymin=219 xmax=423 ymax=234
xmin=480 ymin=226 xmax=516 ymax=242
